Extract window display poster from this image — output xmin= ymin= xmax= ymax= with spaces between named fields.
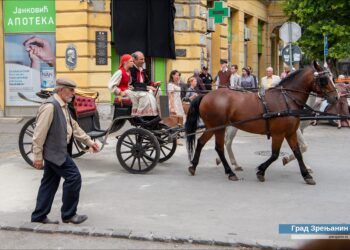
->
xmin=5 ymin=34 xmax=56 ymax=106
xmin=3 ymin=0 xmax=56 ymax=106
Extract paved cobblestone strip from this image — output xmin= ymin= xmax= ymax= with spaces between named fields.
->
xmin=0 ymin=222 xmax=292 ymax=249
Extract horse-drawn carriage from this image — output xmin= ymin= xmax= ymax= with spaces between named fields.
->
xmin=18 ymin=89 xmax=182 ymax=174
xmin=18 ymin=62 xmax=350 ymax=185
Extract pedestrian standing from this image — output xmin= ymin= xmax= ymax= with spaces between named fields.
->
xmin=247 ymin=66 xmax=258 ymax=88
xmin=183 ymin=76 xmax=199 ymax=102
xmin=31 ymin=78 xmax=100 ymax=225
xmin=168 ymin=70 xmax=185 ymax=118
xmin=168 ymin=70 xmax=186 ymax=145
xmin=261 ymin=67 xmax=281 ymax=90
xmin=229 ymin=64 xmax=241 ymax=89
xmin=192 ymin=69 xmax=206 ymax=93
xmin=280 ymin=63 xmax=291 ymax=80
xmin=240 ymin=67 xmax=256 ymax=90
xmin=215 ymin=59 xmax=231 ymax=88
xmin=199 ymin=66 xmax=213 ymax=91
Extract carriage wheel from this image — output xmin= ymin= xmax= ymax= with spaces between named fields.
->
xmin=18 ymin=118 xmax=86 ymax=168
xmin=154 ymin=124 xmax=177 ymax=163
xmin=116 ymin=128 xmax=160 ymax=174
xmin=18 ymin=117 xmax=36 ymax=167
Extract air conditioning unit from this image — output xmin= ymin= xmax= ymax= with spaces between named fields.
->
xmin=207 ymin=13 xmax=216 ymax=33
xmin=244 ymin=27 xmax=251 ymax=41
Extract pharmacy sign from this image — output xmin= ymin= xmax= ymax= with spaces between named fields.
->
xmin=208 ymin=1 xmax=230 ymax=24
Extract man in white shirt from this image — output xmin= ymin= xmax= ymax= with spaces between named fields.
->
xmin=261 ymin=67 xmax=281 ymax=90
xmin=229 ymin=64 xmax=241 ymax=89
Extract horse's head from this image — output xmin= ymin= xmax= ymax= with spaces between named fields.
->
xmin=312 ymin=61 xmax=338 ymax=104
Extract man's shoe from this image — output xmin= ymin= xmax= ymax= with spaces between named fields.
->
xmin=32 ymin=217 xmax=59 ymax=224
xmin=62 ymin=214 xmax=88 ymax=224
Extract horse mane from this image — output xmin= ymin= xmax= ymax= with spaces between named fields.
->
xmin=276 ymin=67 xmax=312 ymax=87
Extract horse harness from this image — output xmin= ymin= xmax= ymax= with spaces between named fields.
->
xmin=183 ymin=70 xmax=347 ymax=138
xmin=257 ymin=90 xmax=272 ymax=139
xmin=256 ymin=70 xmax=335 ymax=139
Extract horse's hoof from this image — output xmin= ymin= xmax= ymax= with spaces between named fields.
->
xmin=282 ymin=156 xmax=289 ymax=166
xmin=304 ymin=178 xmax=316 ymax=185
xmin=215 ymin=158 xmax=221 ymax=165
xmin=307 ymin=168 xmax=313 ymax=174
xmin=257 ymin=174 xmax=265 ymax=182
xmin=188 ymin=166 xmax=196 ymax=176
xmin=234 ymin=166 xmax=243 ymax=171
xmin=228 ymin=175 xmax=239 ymax=181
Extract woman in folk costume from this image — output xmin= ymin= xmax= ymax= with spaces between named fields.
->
xmin=108 ymin=54 xmax=133 ymax=99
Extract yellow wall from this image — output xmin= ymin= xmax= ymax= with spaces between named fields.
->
xmin=169 ymin=0 xmax=285 ymax=83
xmin=0 ymin=0 xmax=4 ymax=115
xmin=167 ymin=0 xmax=207 ymax=82
xmin=56 ymin=0 xmax=111 ymax=102
xmin=0 ymin=0 xmax=286 ymax=115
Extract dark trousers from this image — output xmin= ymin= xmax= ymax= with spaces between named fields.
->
xmin=31 ymin=155 xmax=81 ymax=222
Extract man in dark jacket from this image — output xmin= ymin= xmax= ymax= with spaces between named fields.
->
xmin=199 ymin=66 xmax=213 ymax=91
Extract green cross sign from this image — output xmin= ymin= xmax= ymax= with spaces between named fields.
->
xmin=208 ymin=1 xmax=230 ymax=24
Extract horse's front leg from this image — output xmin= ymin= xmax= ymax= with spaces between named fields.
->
xmin=282 ymin=129 xmax=313 ymax=173
xmin=215 ymin=129 xmax=239 ymax=181
xmin=285 ymin=132 xmax=316 ymax=185
xmin=188 ymin=131 xmax=213 ymax=176
xmin=256 ymin=135 xmax=284 ymax=182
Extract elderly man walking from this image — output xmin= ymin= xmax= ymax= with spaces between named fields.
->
xmin=31 ymin=78 xmax=99 ymax=225
xmin=261 ymin=67 xmax=281 ymax=90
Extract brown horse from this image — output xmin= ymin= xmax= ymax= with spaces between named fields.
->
xmin=185 ymin=62 xmax=338 ymax=185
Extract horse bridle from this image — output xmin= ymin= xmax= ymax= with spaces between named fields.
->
xmin=313 ymin=70 xmax=337 ymax=98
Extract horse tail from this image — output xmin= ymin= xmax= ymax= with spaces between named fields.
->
xmin=185 ymin=95 xmax=204 ymax=161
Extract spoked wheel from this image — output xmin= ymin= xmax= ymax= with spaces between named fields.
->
xmin=19 ymin=117 xmax=87 ymax=168
xmin=18 ymin=117 xmax=36 ymax=167
xmin=116 ymin=128 xmax=160 ymax=174
xmin=154 ymin=124 xmax=177 ymax=163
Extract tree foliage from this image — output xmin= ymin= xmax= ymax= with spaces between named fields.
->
xmin=282 ymin=0 xmax=350 ymax=61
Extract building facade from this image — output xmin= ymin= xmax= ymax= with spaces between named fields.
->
xmin=0 ymin=0 xmax=286 ymax=117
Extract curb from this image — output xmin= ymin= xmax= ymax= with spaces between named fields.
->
xmin=0 ymin=222 xmax=295 ymax=250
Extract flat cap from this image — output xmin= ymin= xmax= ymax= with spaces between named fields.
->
xmin=56 ymin=78 xmax=77 ymax=88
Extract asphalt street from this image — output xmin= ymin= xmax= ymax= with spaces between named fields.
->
xmin=0 ymin=118 xmax=349 ymax=249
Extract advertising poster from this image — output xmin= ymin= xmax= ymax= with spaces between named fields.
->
xmin=3 ymin=0 xmax=56 ymax=106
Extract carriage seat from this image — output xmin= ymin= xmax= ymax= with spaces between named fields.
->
xmin=114 ymin=97 xmax=132 ymax=117
xmin=74 ymin=96 xmax=97 ymax=118
xmin=114 ymin=97 xmax=132 ymax=106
